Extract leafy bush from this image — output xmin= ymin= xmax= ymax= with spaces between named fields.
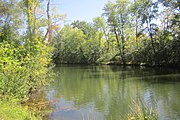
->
xmin=0 ymin=38 xmax=53 ymax=102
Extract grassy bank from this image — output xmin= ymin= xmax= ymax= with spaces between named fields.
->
xmin=0 ymin=101 xmax=40 ymax=120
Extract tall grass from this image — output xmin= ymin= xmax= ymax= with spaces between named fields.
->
xmin=128 ymin=100 xmax=158 ymax=120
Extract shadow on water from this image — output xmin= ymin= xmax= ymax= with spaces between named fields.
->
xmin=47 ymin=65 xmax=180 ymax=120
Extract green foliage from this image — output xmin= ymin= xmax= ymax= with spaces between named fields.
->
xmin=0 ymin=101 xmax=40 ymax=120
xmin=0 ymin=0 xmax=54 ymax=102
xmin=0 ymin=0 xmax=54 ymax=120
xmin=54 ymin=23 xmax=105 ymax=64
xmin=81 ymin=37 xmax=102 ymax=63
xmin=58 ymin=25 xmax=86 ymax=63
xmin=96 ymin=53 xmax=116 ymax=64
xmin=0 ymin=37 xmax=53 ymax=102
xmin=0 ymin=41 xmax=29 ymax=101
xmin=53 ymin=0 xmax=180 ymax=66
xmin=71 ymin=20 xmax=92 ymax=39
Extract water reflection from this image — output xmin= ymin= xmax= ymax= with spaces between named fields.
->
xmin=47 ymin=65 xmax=180 ymax=120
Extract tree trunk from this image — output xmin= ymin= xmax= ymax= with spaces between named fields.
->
xmin=44 ymin=0 xmax=52 ymax=42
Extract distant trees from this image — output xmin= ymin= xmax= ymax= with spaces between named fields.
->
xmin=57 ymin=25 xmax=86 ymax=63
xmin=54 ymin=22 xmax=105 ymax=64
xmin=103 ymin=0 xmax=132 ymax=65
xmin=53 ymin=0 xmax=179 ymax=66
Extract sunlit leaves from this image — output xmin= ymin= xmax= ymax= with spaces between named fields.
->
xmin=0 ymin=0 xmax=54 ymax=102
xmin=58 ymin=25 xmax=85 ymax=63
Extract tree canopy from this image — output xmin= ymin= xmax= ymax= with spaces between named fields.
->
xmin=53 ymin=0 xmax=180 ymax=66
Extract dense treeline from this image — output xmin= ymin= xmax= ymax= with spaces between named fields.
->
xmin=53 ymin=0 xmax=180 ymax=66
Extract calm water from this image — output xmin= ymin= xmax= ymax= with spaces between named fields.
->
xmin=47 ymin=65 xmax=180 ymax=120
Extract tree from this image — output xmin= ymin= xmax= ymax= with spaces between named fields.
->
xmin=158 ymin=0 xmax=180 ymax=65
xmin=58 ymin=25 xmax=86 ymax=64
xmin=0 ymin=0 xmax=54 ymax=101
xmin=130 ymin=0 xmax=159 ymax=65
xmin=71 ymin=20 xmax=92 ymax=39
xmin=130 ymin=0 xmax=146 ymax=50
xmin=93 ymin=16 xmax=109 ymax=52
xmin=103 ymin=0 xmax=131 ymax=65
xmin=51 ymin=0 xmax=180 ymax=66
xmin=0 ymin=0 xmax=23 ymax=43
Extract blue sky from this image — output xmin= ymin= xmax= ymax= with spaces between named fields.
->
xmin=50 ymin=0 xmax=162 ymax=25
xmin=51 ymin=0 xmax=111 ymax=23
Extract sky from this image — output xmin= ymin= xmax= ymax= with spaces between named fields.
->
xmin=51 ymin=0 xmax=111 ymax=23
xmin=50 ymin=0 xmax=163 ymax=25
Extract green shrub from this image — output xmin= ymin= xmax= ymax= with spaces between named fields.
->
xmin=0 ymin=38 xmax=53 ymax=102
